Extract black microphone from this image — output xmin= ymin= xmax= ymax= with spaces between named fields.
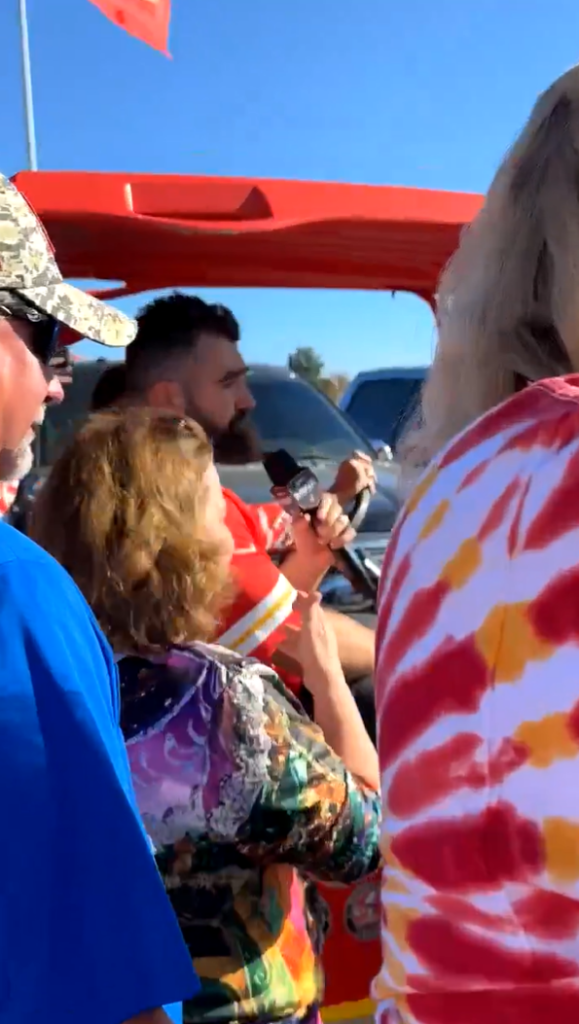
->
xmin=262 ymin=449 xmax=323 ymax=515
xmin=263 ymin=449 xmax=376 ymax=603
xmin=262 ymin=448 xmax=361 ymax=577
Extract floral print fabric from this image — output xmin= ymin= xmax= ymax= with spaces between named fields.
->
xmin=119 ymin=642 xmax=380 ymax=1024
xmin=374 ymin=376 xmax=579 ymax=1024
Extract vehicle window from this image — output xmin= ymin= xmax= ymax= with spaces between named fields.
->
xmin=38 ymin=365 xmax=375 ymax=469
xmin=344 ymin=378 xmax=423 ymax=448
xmin=250 ymin=378 xmax=375 ymax=461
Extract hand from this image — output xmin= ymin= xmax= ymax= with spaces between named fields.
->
xmin=292 ymin=492 xmax=356 ymax=560
xmin=294 ymin=591 xmax=342 ymax=694
xmin=332 ymin=451 xmax=376 ymax=505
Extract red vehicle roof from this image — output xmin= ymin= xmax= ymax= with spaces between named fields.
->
xmin=12 ymin=171 xmax=482 ymax=301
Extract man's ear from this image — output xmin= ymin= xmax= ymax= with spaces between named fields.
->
xmin=146 ymin=380 xmax=185 ymax=413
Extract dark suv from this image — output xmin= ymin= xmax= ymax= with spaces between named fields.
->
xmin=17 ymin=362 xmax=400 ymax=615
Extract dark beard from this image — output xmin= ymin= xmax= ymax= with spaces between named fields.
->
xmin=211 ymin=414 xmax=263 ymax=465
xmin=183 ymin=401 xmax=263 ymax=465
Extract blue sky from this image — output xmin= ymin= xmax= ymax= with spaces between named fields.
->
xmin=3 ymin=0 xmax=579 ymax=373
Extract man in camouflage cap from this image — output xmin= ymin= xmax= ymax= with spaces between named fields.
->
xmin=0 ymin=172 xmax=136 ymax=475
xmin=0 ymin=175 xmax=198 ymax=1022
xmin=0 ymin=173 xmax=135 ymax=347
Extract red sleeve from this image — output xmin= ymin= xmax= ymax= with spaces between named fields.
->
xmin=216 ymin=491 xmax=302 ymax=686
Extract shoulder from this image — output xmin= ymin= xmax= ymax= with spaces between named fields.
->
xmin=205 ymin=642 xmax=300 ymax=713
xmin=0 ymin=521 xmax=104 ymax=629
xmin=0 ymin=519 xmax=62 ymax=570
xmin=0 ymin=521 xmax=83 ymax=597
xmin=0 ymin=522 xmax=98 ymax=631
xmin=124 ymin=644 xmax=286 ymax=843
xmin=438 ymin=374 xmax=579 ymax=481
xmin=395 ymin=375 xmax=579 ymax=538
xmin=132 ymin=641 xmax=285 ymax=707
xmin=122 ymin=642 xmax=298 ymax=744
xmin=0 ymin=522 xmax=117 ymax=709
xmin=378 ymin=375 xmax=579 ymax=675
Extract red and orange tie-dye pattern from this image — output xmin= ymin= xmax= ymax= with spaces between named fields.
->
xmin=374 ymin=375 xmax=579 ymax=1024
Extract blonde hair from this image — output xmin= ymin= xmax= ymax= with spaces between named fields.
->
xmin=31 ymin=409 xmax=230 ymax=653
xmin=403 ymin=65 xmax=579 ymax=469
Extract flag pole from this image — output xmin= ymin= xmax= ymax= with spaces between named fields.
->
xmin=18 ymin=0 xmax=38 ymax=170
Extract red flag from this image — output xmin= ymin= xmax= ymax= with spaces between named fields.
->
xmin=89 ymin=0 xmax=171 ymax=55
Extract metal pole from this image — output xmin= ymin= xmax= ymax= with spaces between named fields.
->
xmin=18 ymin=0 xmax=38 ymax=170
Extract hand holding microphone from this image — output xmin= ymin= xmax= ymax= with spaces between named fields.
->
xmin=262 ymin=449 xmax=356 ymax=562
xmin=291 ymin=492 xmax=355 ymax=559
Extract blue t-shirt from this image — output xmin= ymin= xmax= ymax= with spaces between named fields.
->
xmin=0 ymin=523 xmax=198 ymax=1023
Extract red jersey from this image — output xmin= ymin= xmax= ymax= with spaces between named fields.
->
xmin=215 ymin=489 xmax=302 ymax=690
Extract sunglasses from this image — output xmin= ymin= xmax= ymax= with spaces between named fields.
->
xmin=0 ymin=294 xmax=60 ymax=365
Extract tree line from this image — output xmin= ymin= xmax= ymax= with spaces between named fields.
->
xmin=287 ymin=347 xmax=349 ymax=402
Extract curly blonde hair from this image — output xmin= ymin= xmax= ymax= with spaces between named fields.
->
xmin=402 ymin=65 xmax=579 ymax=470
xmin=31 ymin=409 xmax=230 ymax=653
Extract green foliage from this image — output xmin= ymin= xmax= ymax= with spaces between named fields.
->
xmin=288 ymin=346 xmax=325 ymax=384
xmin=288 ymin=348 xmax=349 ymax=404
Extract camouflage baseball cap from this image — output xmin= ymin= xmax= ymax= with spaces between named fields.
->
xmin=0 ymin=175 xmax=136 ymax=348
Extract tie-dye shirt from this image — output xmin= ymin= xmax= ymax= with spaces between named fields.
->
xmin=374 ymin=375 xmax=579 ymax=1024
xmin=119 ymin=642 xmax=380 ymax=1024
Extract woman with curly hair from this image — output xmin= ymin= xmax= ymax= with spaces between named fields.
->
xmin=31 ymin=408 xmax=380 ymax=1024
xmin=373 ymin=65 xmax=579 ymax=1024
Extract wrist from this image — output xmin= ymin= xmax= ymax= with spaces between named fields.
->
xmin=291 ymin=544 xmax=334 ymax=574
xmin=301 ymin=543 xmax=334 ymax=564
xmin=281 ymin=547 xmax=334 ymax=594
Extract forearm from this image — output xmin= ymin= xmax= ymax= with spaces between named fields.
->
xmin=280 ymin=548 xmax=333 ymax=593
xmin=323 ymin=608 xmax=375 ymax=680
xmin=307 ymin=668 xmax=379 ymax=790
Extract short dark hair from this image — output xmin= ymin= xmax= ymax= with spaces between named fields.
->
xmin=125 ymin=292 xmax=240 ymax=392
xmin=91 ymin=363 xmax=127 ymax=411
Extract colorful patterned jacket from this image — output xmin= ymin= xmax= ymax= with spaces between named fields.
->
xmin=119 ymin=642 xmax=381 ymax=1024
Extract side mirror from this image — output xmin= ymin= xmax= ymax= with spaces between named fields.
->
xmin=372 ymin=440 xmax=393 ymax=462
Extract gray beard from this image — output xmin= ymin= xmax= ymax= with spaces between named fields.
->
xmin=0 ymin=441 xmax=34 ymax=483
